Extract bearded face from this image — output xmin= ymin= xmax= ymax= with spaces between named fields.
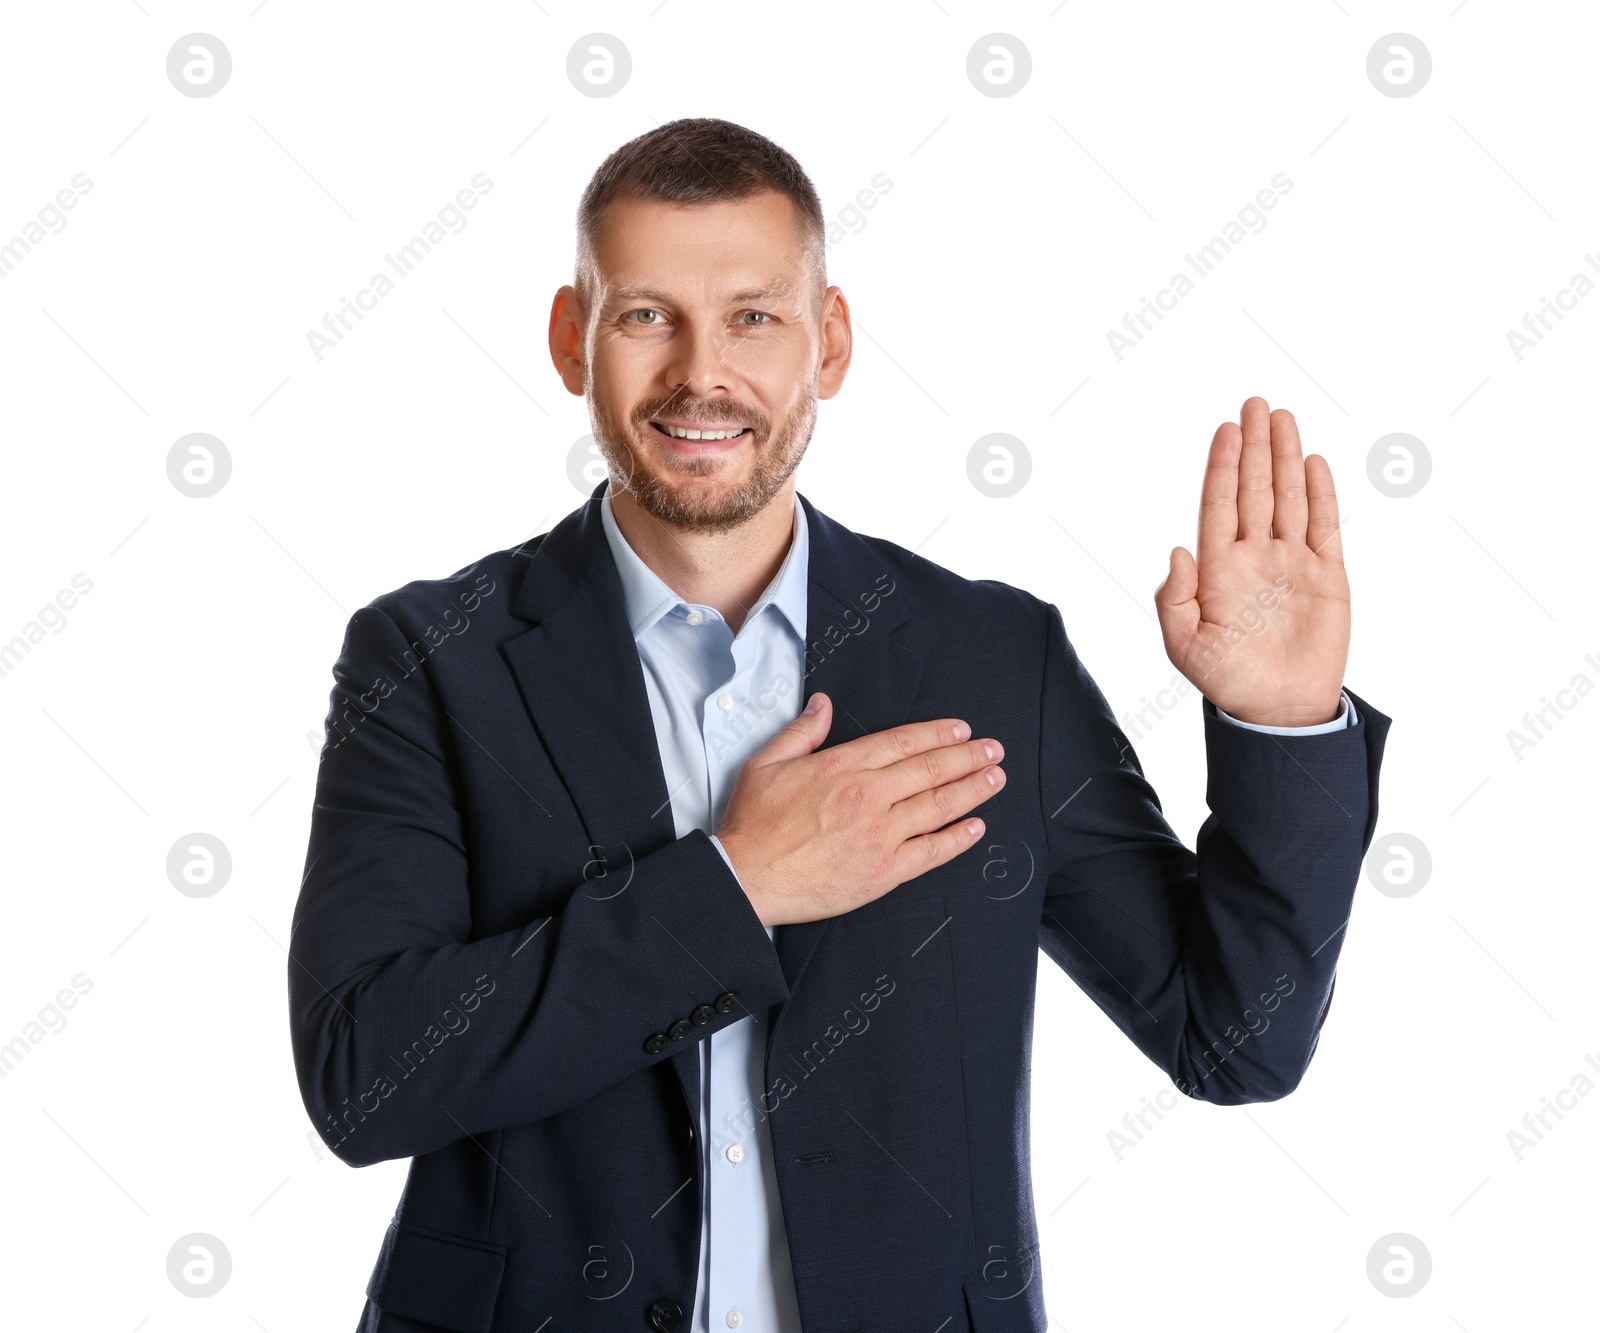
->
xmin=589 ymin=381 xmax=818 ymax=535
xmin=554 ymin=191 xmax=845 ymax=536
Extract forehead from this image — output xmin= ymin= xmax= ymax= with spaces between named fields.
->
xmin=591 ymin=191 xmax=816 ymax=303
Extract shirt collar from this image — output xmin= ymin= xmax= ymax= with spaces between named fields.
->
xmin=598 ymin=483 xmax=809 ymax=642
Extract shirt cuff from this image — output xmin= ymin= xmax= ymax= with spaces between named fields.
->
xmin=1213 ymin=689 xmax=1357 ymax=736
xmin=709 ymin=834 xmax=775 ymax=941
xmin=708 ymin=833 xmax=744 ymax=887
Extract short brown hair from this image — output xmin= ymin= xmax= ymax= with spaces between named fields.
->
xmin=574 ymin=117 xmax=825 ymax=306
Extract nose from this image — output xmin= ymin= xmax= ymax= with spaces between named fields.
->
xmin=659 ymin=316 xmax=734 ymax=401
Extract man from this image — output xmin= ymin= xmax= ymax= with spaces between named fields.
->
xmin=289 ymin=118 xmax=1390 ymax=1333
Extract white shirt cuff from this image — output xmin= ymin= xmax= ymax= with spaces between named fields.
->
xmin=708 ymin=833 xmax=744 ymax=887
xmin=1213 ymin=689 xmax=1357 ymax=735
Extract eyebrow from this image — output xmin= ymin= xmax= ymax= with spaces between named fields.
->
xmin=727 ymin=285 xmax=789 ymax=303
xmin=602 ymin=282 xmax=798 ymax=307
xmin=602 ymin=286 xmax=674 ymax=306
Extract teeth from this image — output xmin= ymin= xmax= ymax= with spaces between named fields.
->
xmin=661 ymin=425 xmax=743 ymax=440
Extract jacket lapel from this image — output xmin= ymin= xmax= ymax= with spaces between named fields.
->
xmin=500 ymin=486 xmax=704 ymax=1112
xmin=765 ymin=492 xmax=925 ymax=1066
xmin=499 ymin=483 xmax=927 ymax=1116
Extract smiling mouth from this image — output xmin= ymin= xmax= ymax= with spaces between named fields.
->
xmin=649 ymin=420 xmax=751 ymax=442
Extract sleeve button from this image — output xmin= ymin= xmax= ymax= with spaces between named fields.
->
xmin=644 ymin=1032 xmax=669 ymax=1054
xmin=667 ymin=1018 xmax=692 ymax=1040
xmin=714 ymin=991 xmax=740 ymax=1014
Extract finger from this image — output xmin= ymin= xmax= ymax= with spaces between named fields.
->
xmin=1304 ymin=453 xmax=1344 ymax=563
xmin=880 ymin=736 xmax=1004 ymax=805
xmin=751 ymin=691 xmax=833 ymax=766
xmin=833 ymin=716 xmax=974 ymax=772
xmin=891 ymin=812 xmax=989 ymax=885
xmin=1268 ymin=407 xmax=1308 ymax=544
xmin=1236 ymin=396 xmax=1273 ymax=539
xmin=1154 ymin=546 xmax=1201 ymax=663
xmin=889 ymin=762 xmax=1005 ymax=841
xmin=1198 ymin=420 xmax=1242 ymax=560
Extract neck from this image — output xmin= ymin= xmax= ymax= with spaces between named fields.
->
xmin=607 ymin=482 xmax=797 ymax=635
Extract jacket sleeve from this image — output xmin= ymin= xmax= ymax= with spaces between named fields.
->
xmin=1035 ymin=600 xmax=1390 ymax=1104
xmin=288 ymin=604 xmax=790 ymax=1167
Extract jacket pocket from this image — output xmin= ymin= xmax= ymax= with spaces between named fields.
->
xmin=366 ymin=1220 xmax=507 ymax=1333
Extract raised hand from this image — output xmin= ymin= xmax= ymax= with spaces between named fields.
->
xmin=1154 ymin=397 xmax=1350 ymax=727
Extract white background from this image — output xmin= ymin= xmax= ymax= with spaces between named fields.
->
xmin=2 ymin=2 xmax=1595 ymax=1328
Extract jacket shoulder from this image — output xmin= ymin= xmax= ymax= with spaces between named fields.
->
xmin=851 ymin=530 xmax=1049 ymax=638
xmin=359 ymin=538 xmax=542 ymax=633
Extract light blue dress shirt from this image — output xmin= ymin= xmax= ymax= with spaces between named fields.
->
xmin=597 ymin=482 xmax=1355 ymax=1330
xmin=600 ymin=483 xmax=810 ymax=1333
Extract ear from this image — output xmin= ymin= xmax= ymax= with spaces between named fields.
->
xmin=816 ymin=286 xmax=852 ymax=401
xmin=547 ymin=285 xmax=587 ymax=397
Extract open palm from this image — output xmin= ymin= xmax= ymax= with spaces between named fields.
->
xmin=1155 ymin=397 xmax=1349 ymax=727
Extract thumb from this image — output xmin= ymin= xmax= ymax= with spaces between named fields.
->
xmin=1154 ymin=547 xmax=1200 ymax=659
xmin=755 ymin=691 xmax=832 ymax=765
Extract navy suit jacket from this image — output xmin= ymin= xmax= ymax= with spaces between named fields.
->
xmin=288 ymin=482 xmax=1390 ymax=1333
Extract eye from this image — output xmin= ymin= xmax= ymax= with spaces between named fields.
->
xmin=627 ymin=309 xmax=665 ymax=325
xmin=737 ymin=310 xmax=772 ymax=327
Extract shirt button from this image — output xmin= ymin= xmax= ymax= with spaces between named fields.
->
xmin=717 ymin=692 xmax=734 ymax=711
xmin=725 ymin=1143 xmax=745 ymax=1164
xmin=725 ymin=1309 xmax=742 ymax=1328
xmin=685 ymin=610 xmax=703 ymax=625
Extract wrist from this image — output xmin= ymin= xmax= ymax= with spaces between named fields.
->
xmin=715 ymin=832 xmax=773 ymax=927
xmin=1221 ymin=691 xmax=1344 ymax=728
